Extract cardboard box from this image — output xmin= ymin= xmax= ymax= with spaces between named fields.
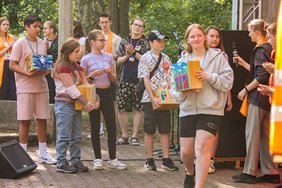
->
xmin=153 ymin=88 xmax=179 ymax=110
xmin=75 ymin=84 xmax=96 ymax=110
xmin=172 ymin=61 xmax=203 ymax=91
xmin=26 ymin=54 xmax=53 ymax=72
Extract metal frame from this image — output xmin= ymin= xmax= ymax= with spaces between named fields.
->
xmin=239 ymin=0 xmax=262 ymax=30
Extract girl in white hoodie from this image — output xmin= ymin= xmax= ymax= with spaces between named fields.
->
xmin=171 ymin=24 xmax=234 ymax=188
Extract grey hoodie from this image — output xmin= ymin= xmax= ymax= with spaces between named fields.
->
xmin=171 ymin=49 xmax=234 ymax=117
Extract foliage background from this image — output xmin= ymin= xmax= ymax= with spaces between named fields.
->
xmin=0 ymin=0 xmax=232 ymax=62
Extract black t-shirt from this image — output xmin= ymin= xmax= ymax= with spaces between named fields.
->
xmin=117 ymin=36 xmax=150 ymax=83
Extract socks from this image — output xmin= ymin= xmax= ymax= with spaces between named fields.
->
xmin=39 ymin=142 xmax=47 ymax=156
xmin=20 ymin=143 xmax=27 ymax=151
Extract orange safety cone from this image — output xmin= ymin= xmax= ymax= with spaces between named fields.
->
xmin=270 ymin=0 xmax=282 ymax=163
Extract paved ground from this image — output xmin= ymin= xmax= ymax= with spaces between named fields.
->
xmin=0 ymin=132 xmax=281 ymax=188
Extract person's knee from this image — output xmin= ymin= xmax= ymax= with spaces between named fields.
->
xmin=144 ymin=124 xmax=156 ymax=135
xmin=195 ymin=141 xmax=209 ymax=156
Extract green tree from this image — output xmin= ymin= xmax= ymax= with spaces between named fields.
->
xmin=130 ymin=0 xmax=232 ymax=62
xmin=1 ymin=0 xmax=58 ymax=37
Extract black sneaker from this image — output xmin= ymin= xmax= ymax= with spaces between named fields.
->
xmin=161 ymin=158 xmax=179 ymax=171
xmin=57 ymin=162 xmax=78 ymax=174
xmin=184 ymin=174 xmax=195 ymax=188
xmin=232 ymin=172 xmax=258 ymax=184
xmin=144 ymin=158 xmax=157 ymax=170
xmin=72 ymin=161 xmax=89 ymax=172
xmin=258 ymin=174 xmax=280 ymax=184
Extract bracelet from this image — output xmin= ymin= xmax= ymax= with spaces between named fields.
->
xmin=244 ymin=86 xmax=249 ymax=93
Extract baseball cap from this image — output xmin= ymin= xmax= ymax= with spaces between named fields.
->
xmin=147 ymin=30 xmax=169 ymax=41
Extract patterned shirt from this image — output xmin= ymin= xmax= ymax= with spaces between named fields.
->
xmin=138 ymin=51 xmax=172 ymax=102
xmin=117 ymin=35 xmax=150 ymax=83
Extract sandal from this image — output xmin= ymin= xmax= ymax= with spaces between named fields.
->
xmin=116 ymin=137 xmax=129 ymax=145
xmin=131 ymin=137 xmax=140 ymax=146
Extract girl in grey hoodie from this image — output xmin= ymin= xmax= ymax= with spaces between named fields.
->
xmin=171 ymin=24 xmax=234 ymax=188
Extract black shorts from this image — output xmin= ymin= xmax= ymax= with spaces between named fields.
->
xmin=180 ymin=114 xmax=222 ymax=137
xmin=143 ymin=103 xmax=171 ymax=134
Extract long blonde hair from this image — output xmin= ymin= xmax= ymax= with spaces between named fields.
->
xmin=184 ymin=24 xmax=208 ymax=53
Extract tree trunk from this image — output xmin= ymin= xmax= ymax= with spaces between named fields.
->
xmin=108 ymin=0 xmax=119 ymax=34
xmin=75 ymin=0 xmax=105 ymax=34
xmin=118 ymin=0 xmax=130 ymax=38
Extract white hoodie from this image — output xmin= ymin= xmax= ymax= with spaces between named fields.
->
xmin=171 ymin=49 xmax=234 ymax=117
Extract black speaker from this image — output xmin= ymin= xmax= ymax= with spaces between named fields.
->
xmin=215 ymin=30 xmax=255 ymax=157
xmin=0 ymin=140 xmax=37 ymax=179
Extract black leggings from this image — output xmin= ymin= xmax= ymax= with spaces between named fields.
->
xmin=89 ymin=88 xmax=116 ymax=159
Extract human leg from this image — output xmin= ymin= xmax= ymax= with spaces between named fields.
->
xmin=17 ymin=93 xmax=34 ymax=148
xmin=101 ymin=89 xmax=117 ymax=160
xmin=89 ymin=108 xmax=102 ymax=159
xmin=117 ymin=111 xmax=129 ymax=141
xmin=194 ymin=130 xmax=214 ymax=188
xmin=130 ymin=110 xmax=143 ymax=146
xmin=19 ymin=120 xmax=31 ymax=149
xmin=209 ymin=132 xmax=218 ymax=173
xmin=142 ymin=103 xmax=157 ymax=170
xmin=69 ymin=110 xmax=82 ymax=164
xmin=242 ymin=104 xmax=261 ymax=176
xmin=259 ymin=110 xmax=280 ymax=183
xmin=132 ymin=110 xmax=142 ymax=139
xmin=54 ymin=101 xmax=75 ymax=169
xmin=117 ymin=81 xmax=130 ymax=141
xmin=181 ymin=137 xmax=195 ymax=188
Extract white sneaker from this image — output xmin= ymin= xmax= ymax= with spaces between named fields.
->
xmin=99 ymin=126 xmax=104 ymax=136
xmin=208 ymin=159 xmax=215 ymax=174
xmin=87 ymin=134 xmax=91 ymax=139
xmin=93 ymin=159 xmax=104 ymax=170
xmin=108 ymin=159 xmax=127 ymax=170
xmin=38 ymin=152 xmax=57 ymax=165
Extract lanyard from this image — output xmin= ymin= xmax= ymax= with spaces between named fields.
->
xmin=25 ymin=37 xmax=38 ymax=55
xmin=90 ymin=53 xmax=105 ymax=70
xmin=130 ymin=37 xmax=141 ymax=49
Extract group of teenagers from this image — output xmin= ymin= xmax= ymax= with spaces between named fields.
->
xmin=0 ymin=11 xmax=280 ymax=188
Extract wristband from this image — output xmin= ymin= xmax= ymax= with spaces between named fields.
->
xmin=244 ymin=86 xmax=249 ymax=93
xmin=89 ymin=76 xmax=94 ymax=81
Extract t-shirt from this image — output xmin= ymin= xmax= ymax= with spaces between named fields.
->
xmin=80 ymin=52 xmax=115 ymax=87
xmin=117 ymin=35 xmax=150 ymax=83
xmin=138 ymin=51 xmax=172 ymax=102
xmin=54 ymin=62 xmax=84 ymax=102
xmin=103 ymin=32 xmax=121 ymax=58
xmin=10 ymin=37 xmax=48 ymax=94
